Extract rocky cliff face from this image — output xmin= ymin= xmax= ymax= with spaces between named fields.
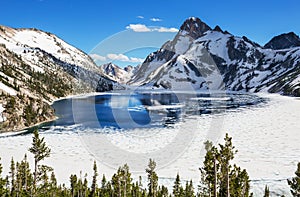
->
xmin=129 ymin=17 xmax=300 ymax=96
xmin=264 ymin=32 xmax=300 ymax=50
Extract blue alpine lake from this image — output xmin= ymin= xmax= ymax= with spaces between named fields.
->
xmin=50 ymin=91 xmax=266 ymax=130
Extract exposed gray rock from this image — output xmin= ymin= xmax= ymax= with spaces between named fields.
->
xmin=264 ymin=32 xmax=300 ymax=50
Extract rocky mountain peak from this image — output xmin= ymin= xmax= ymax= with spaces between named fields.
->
xmin=100 ymin=63 xmax=136 ymax=84
xmin=179 ymin=17 xmax=212 ymax=39
xmin=213 ymin=25 xmax=223 ymax=33
xmin=130 ymin=17 xmax=300 ymax=97
xmin=264 ymin=32 xmax=300 ymax=50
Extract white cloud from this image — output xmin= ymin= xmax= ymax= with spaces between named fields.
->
xmin=90 ymin=54 xmax=106 ymax=61
xmin=126 ymin=23 xmax=178 ymax=33
xmin=137 ymin=16 xmax=144 ymax=19
xmin=155 ymin=27 xmax=179 ymax=33
xmin=107 ymin=53 xmax=130 ymax=61
xmin=129 ymin=57 xmax=144 ymax=63
xmin=126 ymin=24 xmax=151 ymax=32
xmin=91 ymin=53 xmax=144 ymax=64
xmin=150 ymin=18 xmax=162 ymax=22
xmin=107 ymin=53 xmax=144 ymax=63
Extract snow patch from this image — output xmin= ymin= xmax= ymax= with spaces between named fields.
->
xmin=174 ymin=35 xmax=191 ymax=54
xmin=0 ymin=104 xmax=6 ymax=122
xmin=0 ymin=82 xmax=16 ymax=95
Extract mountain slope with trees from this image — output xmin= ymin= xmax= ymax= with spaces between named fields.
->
xmin=0 ymin=25 xmax=121 ymax=131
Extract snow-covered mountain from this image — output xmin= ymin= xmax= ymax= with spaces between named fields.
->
xmin=99 ymin=63 xmax=136 ymax=84
xmin=129 ymin=17 xmax=300 ymax=96
xmin=0 ymin=25 xmax=119 ymax=93
xmin=0 ymin=25 xmax=119 ymax=131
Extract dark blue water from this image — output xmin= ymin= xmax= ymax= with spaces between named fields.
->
xmin=51 ymin=92 xmax=265 ymax=130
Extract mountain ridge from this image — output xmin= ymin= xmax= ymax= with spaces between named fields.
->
xmin=264 ymin=32 xmax=300 ymax=50
xmin=128 ymin=17 xmax=300 ymax=96
xmin=99 ymin=63 xmax=136 ymax=84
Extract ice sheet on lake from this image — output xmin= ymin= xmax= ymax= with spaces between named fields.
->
xmin=0 ymin=93 xmax=299 ymax=196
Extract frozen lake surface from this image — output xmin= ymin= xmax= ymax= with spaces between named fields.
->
xmin=0 ymin=92 xmax=299 ymax=196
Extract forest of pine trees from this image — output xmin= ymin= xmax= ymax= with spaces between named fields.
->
xmin=0 ymin=129 xmax=298 ymax=196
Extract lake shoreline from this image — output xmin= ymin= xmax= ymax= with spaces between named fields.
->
xmin=0 ymin=91 xmax=107 ymax=135
xmin=0 ymin=91 xmax=286 ymax=135
xmin=0 ymin=116 xmax=58 ymax=137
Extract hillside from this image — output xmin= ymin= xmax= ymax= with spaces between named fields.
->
xmin=0 ymin=25 xmax=119 ymax=131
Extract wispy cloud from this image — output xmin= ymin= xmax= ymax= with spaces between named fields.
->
xmin=126 ymin=24 xmax=178 ymax=33
xmin=150 ymin=17 xmax=162 ymax=22
xmin=136 ymin=15 xmax=144 ymax=19
xmin=107 ymin=53 xmax=144 ymax=63
xmin=129 ymin=57 xmax=145 ymax=63
xmin=107 ymin=53 xmax=129 ymax=61
xmin=90 ymin=53 xmax=144 ymax=63
xmin=90 ymin=54 xmax=106 ymax=61
xmin=126 ymin=24 xmax=151 ymax=32
xmin=155 ymin=27 xmax=178 ymax=32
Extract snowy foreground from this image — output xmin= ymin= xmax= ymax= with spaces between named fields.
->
xmin=0 ymin=93 xmax=299 ymax=196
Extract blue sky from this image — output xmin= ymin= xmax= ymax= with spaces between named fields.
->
xmin=1 ymin=0 xmax=300 ymax=67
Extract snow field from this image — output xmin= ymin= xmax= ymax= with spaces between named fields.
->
xmin=0 ymin=94 xmax=298 ymax=196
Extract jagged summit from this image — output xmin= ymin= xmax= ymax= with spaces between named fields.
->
xmin=99 ymin=63 xmax=136 ymax=84
xmin=179 ymin=17 xmax=212 ymax=39
xmin=213 ymin=25 xmax=223 ymax=33
xmin=264 ymin=32 xmax=300 ymax=50
xmin=129 ymin=17 xmax=300 ymax=96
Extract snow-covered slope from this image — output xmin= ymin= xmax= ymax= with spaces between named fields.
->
xmin=0 ymin=25 xmax=118 ymax=93
xmin=0 ymin=25 xmax=120 ymax=131
xmin=129 ymin=17 xmax=300 ymax=96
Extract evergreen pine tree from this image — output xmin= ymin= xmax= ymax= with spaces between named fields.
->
xmin=9 ymin=157 xmax=16 ymax=196
xmin=218 ymin=133 xmax=237 ymax=197
xmin=49 ymin=171 xmax=57 ymax=197
xmin=158 ymin=185 xmax=168 ymax=197
xmin=89 ymin=160 xmax=98 ymax=197
xmin=287 ymin=162 xmax=300 ymax=196
xmin=199 ymin=134 xmax=251 ymax=197
xmin=132 ymin=181 xmax=143 ymax=197
xmin=229 ymin=165 xmax=250 ymax=197
xmin=70 ymin=174 xmax=77 ymax=197
xmin=112 ymin=164 xmax=132 ymax=197
xmin=146 ymin=159 xmax=158 ymax=197
xmin=29 ymin=129 xmax=51 ymax=195
xmin=112 ymin=172 xmax=121 ymax=197
xmin=185 ymin=180 xmax=194 ymax=197
xmin=100 ymin=174 xmax=111 ymax=197
xmin=0 ymin=158 xmax=8 ymax=196
xmin=264 ymin=185 xmax=270 ymax=197
xmin=199 ymin=141 xmax=219 ymax=197
xmin=101 ymin=174 xmax=107 ymax=190
xmin=77 ymin=172 xmax=83 ymax=197
xmin=173 ymin=173 xmax=183 ymax=197
xmin=83 ymin=174 xmax=89 ymax=197
xmin=16 ymin=154 xmax=33 ymax=196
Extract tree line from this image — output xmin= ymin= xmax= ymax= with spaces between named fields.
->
xmin=0 ymin=130 xmax=299 ymax=196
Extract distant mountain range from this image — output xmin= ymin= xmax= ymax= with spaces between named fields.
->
xmin=99 ymin=63 xmax=137 ymax=84
xmin=1 ymin=17 xmax=300 ymax=131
